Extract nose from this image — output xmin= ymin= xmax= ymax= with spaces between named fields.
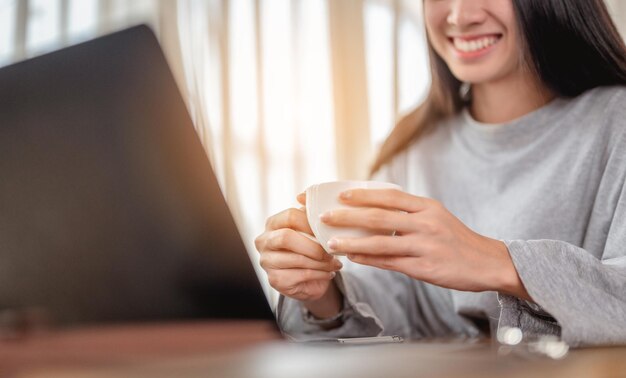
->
xmin=446 ymin=0 xmax=487 ymax=28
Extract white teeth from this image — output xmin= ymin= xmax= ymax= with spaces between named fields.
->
xmin=453 ymin=36 xmax=499 ymax=53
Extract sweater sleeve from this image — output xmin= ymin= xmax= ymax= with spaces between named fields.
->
xmin=276 ymin=265 xmax=415 ymax=339
xmin=498 ymin=172 xmax=626 ymax=347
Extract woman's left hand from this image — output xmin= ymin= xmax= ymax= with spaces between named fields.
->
xmin=318 ymin=188 xmax=531 ymax=300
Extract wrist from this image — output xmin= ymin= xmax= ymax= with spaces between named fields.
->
xmin=302 ymin=279 xmax=343 ymax=319
xmin=490 ymin=239 xmax=532 ymax=301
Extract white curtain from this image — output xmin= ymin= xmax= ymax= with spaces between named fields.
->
xmin=174 ymin=1 xmax=425 ymax=228
xmin=2 ymin=0 xmax=625 ymax=305
xmin=172 ymin=0 xmax=429 ymax=303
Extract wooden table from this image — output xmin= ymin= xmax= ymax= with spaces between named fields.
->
xmin=1 ymin=321 xmax=625 ymax=378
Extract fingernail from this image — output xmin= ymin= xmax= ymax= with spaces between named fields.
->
xmin=340 ymin=191 xmax=352 ymax=199
xmin=327 ymin=238 xmax=338 ymax=251
xmin=334 ymin=259 xmax=343 ymax=269
xmin=347 ymin=254 xmax=355 ymax=260
xmin=330 ymin=272 xmax=336 ymax=278
xmin=319 ymin=212 xmax=331 ymax=221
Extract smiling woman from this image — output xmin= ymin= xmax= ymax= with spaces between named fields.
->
xmin=258 ymin=0 xmax=626 ymax=348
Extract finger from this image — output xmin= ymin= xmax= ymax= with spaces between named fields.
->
xmin=339 ymin=189 xmax=431 ymax=213
xmin=326 ymin=235 xmax=418 ymax=256
xmin=265 ymin=207 xmax=314 ymax=235
xmin=320 ymin=207 xmax=415 ymax=233
xmin=297 ymin=192 xmax=306 ymax=206
xmin=347 ymin=254 xmax=414 ymax=273
xmin=260 ymin=250 xmax=342 ymax=272
xmin=267 ymin=228 xmax=333 ymax=262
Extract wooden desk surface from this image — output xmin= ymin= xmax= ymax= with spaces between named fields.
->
xmin=1 ymin=321 xmax=625 ymax=378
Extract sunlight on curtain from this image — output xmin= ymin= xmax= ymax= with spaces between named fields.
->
xmin=261 ymin=0 xmax=336 ymax=217
xmin=291 ymin=0 xmax=335 ymax=194
xmin=176 ymin=0 xmax=222 ymax=179
xmin=229 ymin=0 xmax=263 ymax=236
xmin=107 ymin=0 xmax=156 ymax=30
xmin=398 ymin=8 xmax=430 ymax=115
xmin=27 ymin=0 xmax=61 ymax=54
xmin=0 ymin=0 xmax=16 ymax=65
xmin=0 ymin=0 xmax=160 ymax=63
xmin=364 ymin=1 xmax=394 ymax=148
xmin=67 ymin=0 xmax=98 ymax=40
xmin=261 ymin=0 xmax=297 ymax=220
xmin=177 ymin=2 xmax=337 ymax=223
xmin=176 ymin=0 xmax=338 ymax=305
xmin=364 ymin=0 xmax=430 ymax=148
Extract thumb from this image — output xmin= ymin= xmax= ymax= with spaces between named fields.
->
xmin=297 ymin=192 xmax=306 ymax=206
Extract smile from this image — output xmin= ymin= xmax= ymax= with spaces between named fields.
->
xmin=449 ymin=34 xmax=502 ymax=58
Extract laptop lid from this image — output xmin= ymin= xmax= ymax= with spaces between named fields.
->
xmin=0 ymin=25 xmax=275 ymax=325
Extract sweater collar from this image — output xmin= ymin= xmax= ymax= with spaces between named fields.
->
xmin=453 ymin=97 xmax=569 ymax=150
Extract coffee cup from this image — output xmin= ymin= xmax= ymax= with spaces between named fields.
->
xmin=305 ymin=180 xmax=402 ymax=255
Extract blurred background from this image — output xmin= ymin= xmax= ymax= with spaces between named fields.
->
xmin=1 ymin=0 xmax=625 ymax=305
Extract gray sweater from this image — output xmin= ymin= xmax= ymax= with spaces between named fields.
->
xmin=278 ymin=86 xmax=626 ymax=347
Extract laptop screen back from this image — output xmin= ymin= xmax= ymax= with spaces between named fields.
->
xmin=0 ymin=25 xmax=274 ymax=325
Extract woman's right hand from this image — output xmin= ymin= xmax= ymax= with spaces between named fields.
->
xmin=254 ymin=202 xmax=344 ymax=318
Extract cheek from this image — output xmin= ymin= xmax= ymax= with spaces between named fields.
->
xmin=493 ymin=3 xmax=522 ymax=62
xmin=494 ymin=0 xmax=517 ymax=31
xmin=499 ymin=19 xmax=524 ymax=73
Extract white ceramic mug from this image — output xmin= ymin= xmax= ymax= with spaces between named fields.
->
xmin=305 ymin=180 xmax=402 ymax=255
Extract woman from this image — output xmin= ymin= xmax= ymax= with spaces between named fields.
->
xmin=254 ymin=0 xmax=626 ymax=347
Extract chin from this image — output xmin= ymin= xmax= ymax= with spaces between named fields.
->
xmin=449 ymin=70 xmax=493 ymax=85
xmin=447 ymin=65 xmax=505 ymax=86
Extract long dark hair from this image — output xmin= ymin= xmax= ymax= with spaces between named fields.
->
xmin=371 ymin=0 xmax=626 ymax=174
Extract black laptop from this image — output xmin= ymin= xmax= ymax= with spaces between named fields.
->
xmin=0 ymin=25 xmax=275 ymax=326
